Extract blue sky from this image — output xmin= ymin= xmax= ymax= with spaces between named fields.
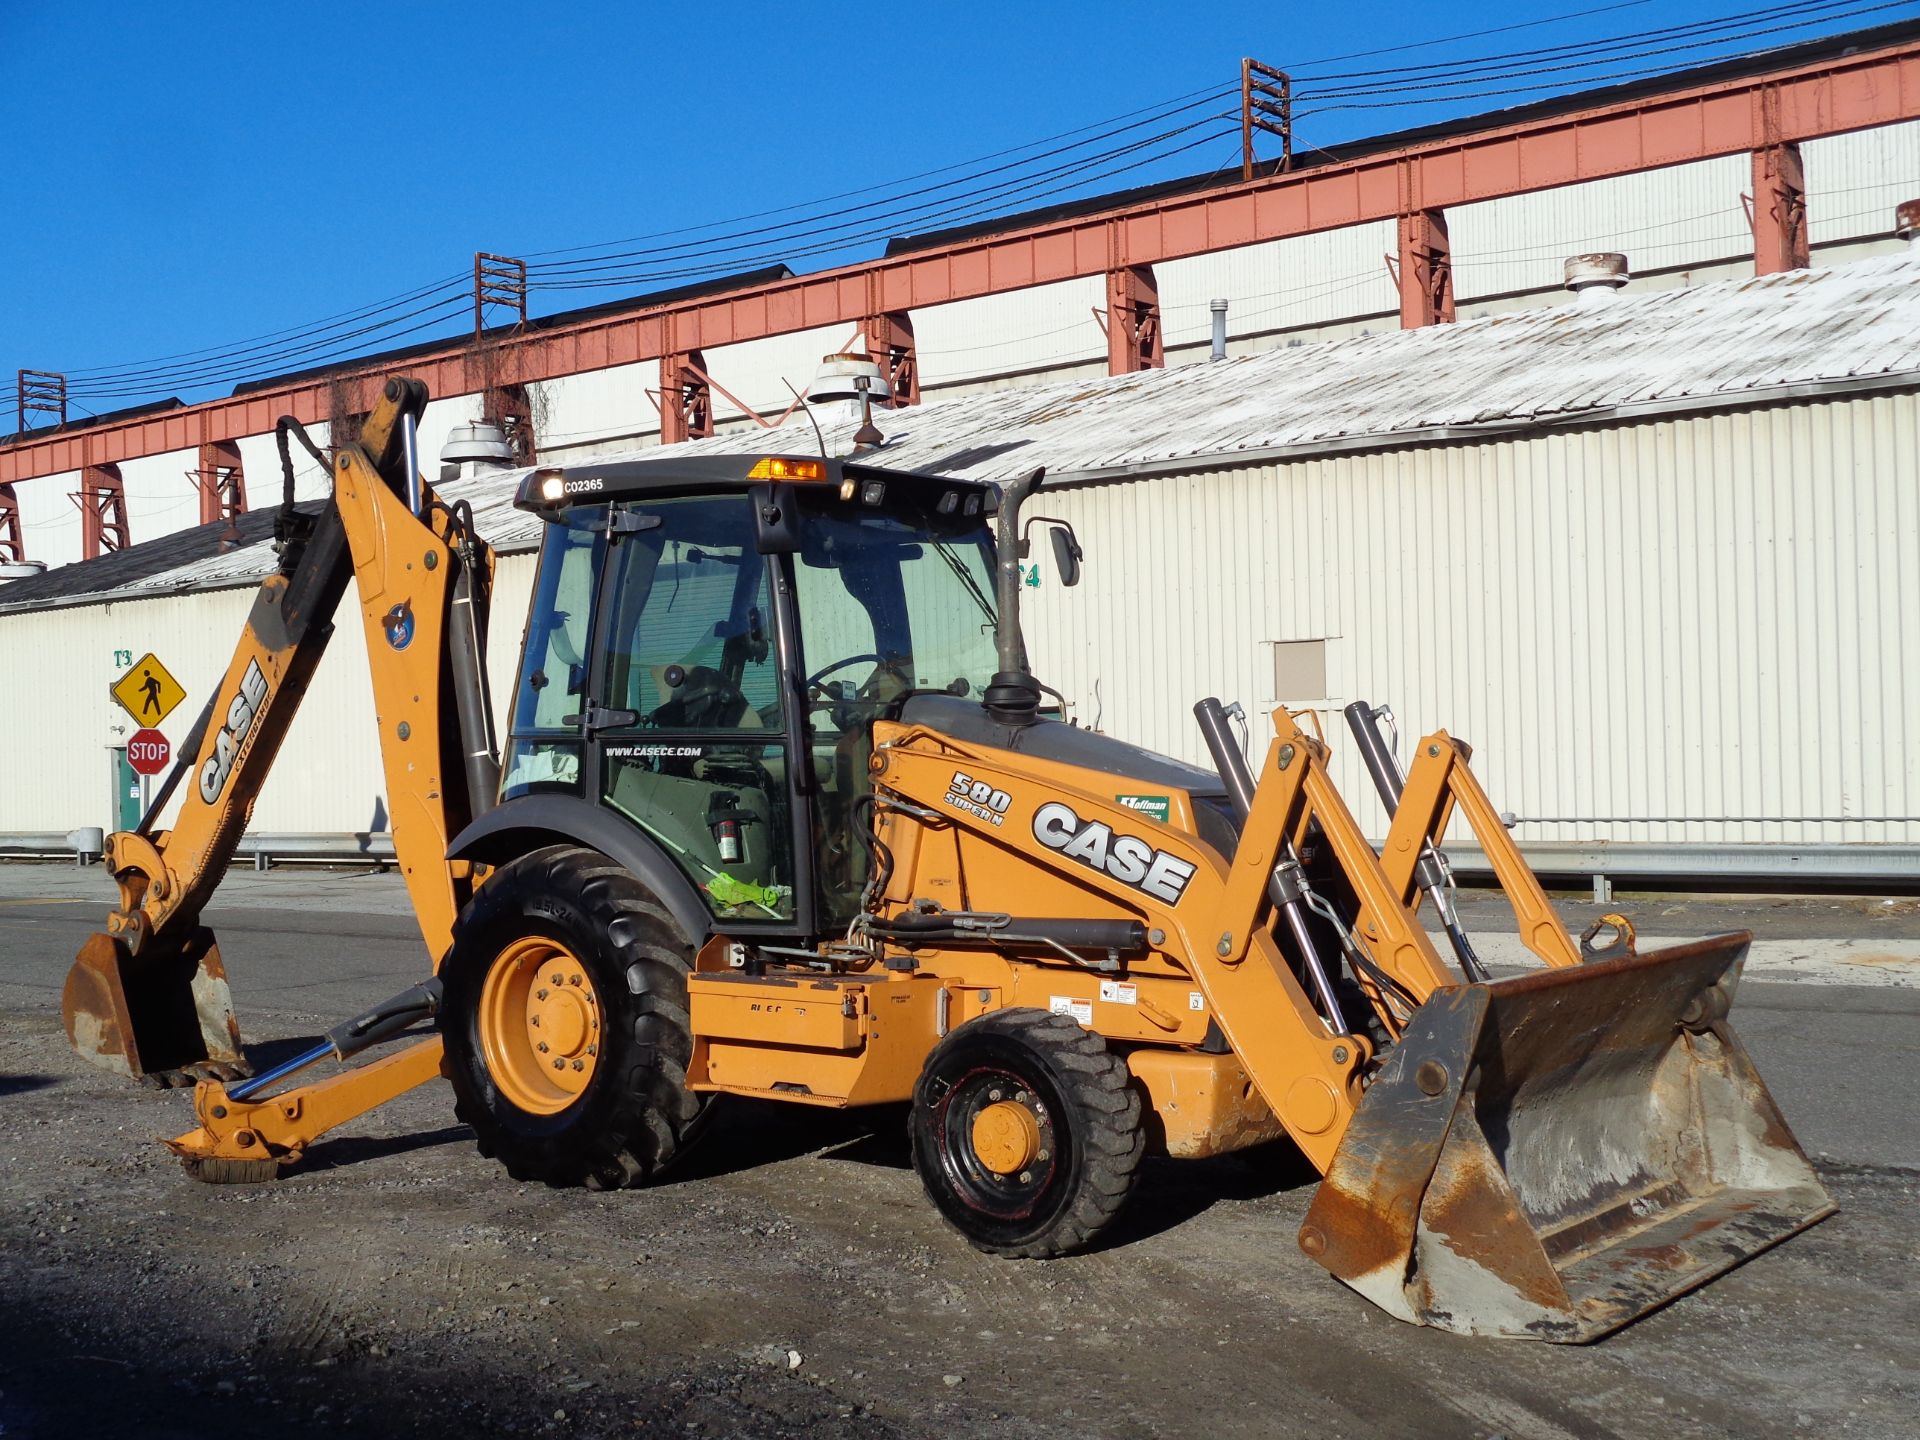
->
xmin=2 ymin=1 xmax=1911 ymax=416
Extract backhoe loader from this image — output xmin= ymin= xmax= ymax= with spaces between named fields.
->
xmin=62 ymin=376 xmax=1833 ymax=1342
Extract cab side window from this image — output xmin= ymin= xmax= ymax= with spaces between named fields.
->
xmin=502 ymin=520 xmax=603 ymax=796
xmin=600 ymin=500 xmax=779 ymax=731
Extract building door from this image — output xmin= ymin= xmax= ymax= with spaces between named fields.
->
xmin=111 ymin=747 xmax=142 ymax=832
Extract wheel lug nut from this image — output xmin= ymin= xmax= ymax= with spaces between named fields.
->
xmin=536 ymin=988 xmax=549 ymax=1000
xmin=569 ymin=974 xmax=583 ymax=987
xmin=988 ymin=1089 xmax=1002 ymax=1101
xmin=1014 ymin=1091 xmax=1028 ymax=1103
xmin=571 ymin=1060 xmax=584 ymax=1072
xmin=1018 ymin=1171 xmax=1032 ymax=1183
xmin=530 ymin=1015 xmax=541 ymax=1027
xmin=537 ymin=1041 xmax=549 ymax=1053
xmin=586 ymin=1045 xmax=597 ymax=1056
xmin=552 ymin=1058 xmax=565 ymax=1070
xmin=1037 ymin=1149 xmax=1050 ymax=1161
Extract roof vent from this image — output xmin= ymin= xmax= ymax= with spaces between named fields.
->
xmin=808 ymin=353 xmax=891 ymax=405
xmin=0 ymin=560 xmax=47 ymax=583
xmin=1897 ymin=200 xmax=1920 ymax=249
xmin=440 ymin=421 xmax=515 ymax=467
xmin=1565 ymin=252 xmax=1629 ymax=304
xmin=809 ymin=353 xmax=889 ymax=450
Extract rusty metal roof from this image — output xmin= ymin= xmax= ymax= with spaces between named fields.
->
xmin=654 ymin=248 xmax=1920 ymax=485
xmin=10 ymin=249 xmax=1918 ymax=615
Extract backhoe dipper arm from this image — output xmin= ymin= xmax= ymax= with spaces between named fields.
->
xmin=63 ymin=377 xmax=495 ymax=1083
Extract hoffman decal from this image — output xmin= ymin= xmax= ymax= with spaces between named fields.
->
xmin=198 ymin=659 xmax=270 ymax=804
xmin=1032 ymin=801 xmax=1197 ymax=905
xmin=944 ymin=770 xmax=1011 ymax=827
xmin=1115 ymin=793 xmax=1170 ymax=823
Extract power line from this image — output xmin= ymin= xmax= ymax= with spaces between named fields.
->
xmin=9 ymin=2 xmax=1912 ymax=413
xmin=1294 ymin=0 xmax=1867 ymax=83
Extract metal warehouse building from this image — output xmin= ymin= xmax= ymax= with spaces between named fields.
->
xmin=3 ymin=247 xmax=1916 ymax=886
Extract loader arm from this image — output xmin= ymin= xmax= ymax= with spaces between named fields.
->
xmin=1381 ymin=730 xmax=1582 ymax=969
xmin=63 ymin=378 xmax=495 ymax=1083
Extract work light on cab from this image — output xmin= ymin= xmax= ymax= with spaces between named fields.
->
xmin=746 ymin=457 xmax=825 ymax=482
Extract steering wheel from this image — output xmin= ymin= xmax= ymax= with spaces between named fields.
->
xmin=805 ymin=653 xmax=887 ymax=693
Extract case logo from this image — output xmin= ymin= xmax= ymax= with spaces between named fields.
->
xmin=198 ymin=659 xmax=270 ymax=804
xmin=1031 ymin=801 xmax=1196 ymax=905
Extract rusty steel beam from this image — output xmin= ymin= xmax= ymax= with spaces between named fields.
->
xmin=0 ymin=483 xmax=22 ymax=563
xmin=482 ymin=381 xmax=537 ymax=462
xmin=1752 ymin=142 xmax=1811 ymax=273
xmin=5 ymin=34 xmax=1918 ymax=487
xmin=659 ymin=350 xmax=713 ymax=445
xmin=1396 ymin=209 xmax=1456 ymax=328
xmin=191 ymin=438 xmax=246 ymax=528
xmin=1104 ymin=265 xmax=1163 ymax=374
xmin=864 ymin=311 xmax=919 ymax=406
xmin=71 ymin=463 xmax=129 ymax=559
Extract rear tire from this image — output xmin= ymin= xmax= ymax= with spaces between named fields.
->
xmin=910 ymin=1008 xmax=1144 ymax=1258
xmin=440 ymin=845 xmax=706 ymax=1189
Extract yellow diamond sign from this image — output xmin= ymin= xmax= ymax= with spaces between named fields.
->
xmin=111 ymin=651 xmax=186 ymax=726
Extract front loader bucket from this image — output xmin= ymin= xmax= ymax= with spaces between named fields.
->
xmin=1299 ymin=934 xmax=1834 ymax=1341
xmin=62 ymin=927 xmax=248 ymax=1086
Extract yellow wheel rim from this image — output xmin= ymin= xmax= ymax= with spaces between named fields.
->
xmin=478 ymin=935 xmax=601 ymax=1115
xmin=970 ymin=1099 xmax=1042 ymax=1175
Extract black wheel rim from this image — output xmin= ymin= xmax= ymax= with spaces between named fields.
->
xmin=930 ymin=1060 xmax=1066 ymax=1227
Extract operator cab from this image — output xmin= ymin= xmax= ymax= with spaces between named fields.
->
xmin=507 ymin=454 xmax=1004 ymax=935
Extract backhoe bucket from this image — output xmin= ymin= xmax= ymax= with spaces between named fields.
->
xmin=1299 ymin=934 xmax=1834 ymax=1341
xmin=62 ymin=927 xmax=248 ymax=1086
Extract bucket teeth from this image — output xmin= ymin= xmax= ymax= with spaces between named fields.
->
xmin=1301 ymin=933 xmax=1836 ymax=1341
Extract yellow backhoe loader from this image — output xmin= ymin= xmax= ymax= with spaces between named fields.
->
xmin=62 ymin=377 xmax=1833 ymax=1342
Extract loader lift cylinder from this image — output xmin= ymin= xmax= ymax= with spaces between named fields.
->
xmin=1342 ymin=700 xmax=1486 ymax=980
xmin=1194 ymin=697 xmax=1348 ymax=1033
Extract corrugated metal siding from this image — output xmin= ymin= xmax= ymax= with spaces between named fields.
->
xmin=1450 ymin=157 xmax=1753 ymax=299
xmin=1 ymin=396 xmax=1911 ymax=854
xmin=1021 ymin=390 xmax=1920 ymax=849
xmin=1157 ymin=222 xmax=1398 ymax=347
xmin=1805 ymin=118 xmax=1920 ymax=245
xmin=14 ymin=466 xmax=82 ymax=562
xmin=914 ymin=278 xmax=1106 ymax=388
xmin=0 ymin=552 xmax=539 ymax=838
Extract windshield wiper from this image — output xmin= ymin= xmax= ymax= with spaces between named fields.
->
xmin=929 ymin=537 xmax=997 ymax=628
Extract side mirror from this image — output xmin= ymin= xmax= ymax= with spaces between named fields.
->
xmin=1049 ymin=523 xmax=1083 ymax=588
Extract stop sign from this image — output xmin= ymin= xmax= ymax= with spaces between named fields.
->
xmin=127 ymin=728 xmax=172 ymax=776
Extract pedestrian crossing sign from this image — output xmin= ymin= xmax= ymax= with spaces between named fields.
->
xmin=111 ymin=651 xmax=186 ymax=727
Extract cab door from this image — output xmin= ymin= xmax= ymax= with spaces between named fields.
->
xmin=586 ymin=495 xmax=809 ymax=929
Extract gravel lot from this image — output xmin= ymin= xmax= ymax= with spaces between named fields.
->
xmin=2 ymin=866 xmax=1916 ymax=1439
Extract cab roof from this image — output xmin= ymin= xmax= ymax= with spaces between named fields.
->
xmin=514 ymin=452 xmax=1000 ymax=514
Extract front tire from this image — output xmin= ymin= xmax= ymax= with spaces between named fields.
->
xmin=910 ymin=1008 xmax=1144 ymax=1257
xmin=440 ymin=845 xmax=705 ymax=1189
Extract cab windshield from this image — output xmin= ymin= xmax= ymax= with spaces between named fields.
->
xmin=789 ymin=485 xmax=999 ymax=705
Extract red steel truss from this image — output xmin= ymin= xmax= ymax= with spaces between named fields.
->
xmin=3 ymin=34 xmax=1916 ymax=488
